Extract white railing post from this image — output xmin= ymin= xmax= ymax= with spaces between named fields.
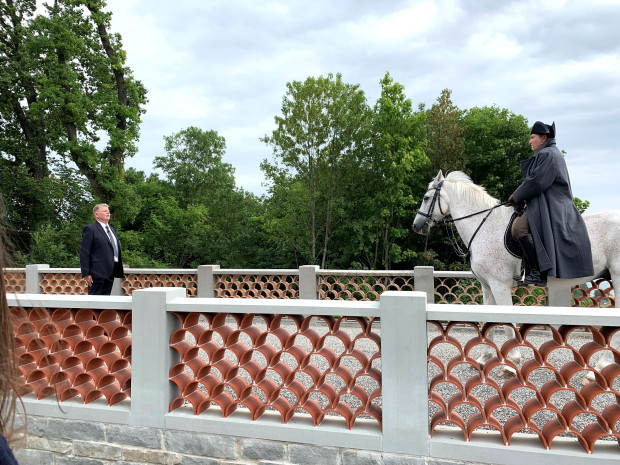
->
xmin=381 ymin=291 xmax=429 ymax=455
xmin=131 ymin=287 xmax=186 ymax=427
xmin=546 ymin=280 xmax=573 ymax=307
xmin=299 ymin=265 xmax=319 ymax=300
xmin=197 ymin=264 xmax=220 ymax=298
xmin=25 ymin=264 xmax=49 ymax=294
xmin=414 ymin=266 xmax=435 ymax=304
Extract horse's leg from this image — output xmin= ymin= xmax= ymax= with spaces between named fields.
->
xmin=475 ymin=282 xmax=497 ymax=366
xmin=487 ymin=280 xmax=521 ymax=376
xmin=586 ymin=269 xmax=619 ymax=383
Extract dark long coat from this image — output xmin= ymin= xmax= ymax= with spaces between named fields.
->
xmin=512 ymin=138 xmax=594 ymax=279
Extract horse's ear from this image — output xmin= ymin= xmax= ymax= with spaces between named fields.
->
xmin=436 ymin=170 xmax=444 ymax=182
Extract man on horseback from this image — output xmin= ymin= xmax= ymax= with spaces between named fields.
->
xmin=509 ymin=121 xmax=594 ymax=286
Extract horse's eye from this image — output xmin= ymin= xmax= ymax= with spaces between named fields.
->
xmin=424 ymin=196 xmax=430 ymax=201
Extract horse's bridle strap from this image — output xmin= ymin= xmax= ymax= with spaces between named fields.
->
xmin=416 ymin=180 xmax=444 ymax=224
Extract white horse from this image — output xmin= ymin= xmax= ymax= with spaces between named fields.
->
xmin=413 ymin=171 xmax=619 ymax=373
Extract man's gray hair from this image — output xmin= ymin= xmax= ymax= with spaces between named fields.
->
xmin=93 ymin=203 xmax=109 ymax=214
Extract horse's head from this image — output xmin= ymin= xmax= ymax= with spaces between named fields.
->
xmin=412 ymin=170 xmax=451 ymax=235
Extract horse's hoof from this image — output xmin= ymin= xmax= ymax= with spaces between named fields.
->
xmin=498 ymin=367 xmax=517 ymax=379
xmin=582 ymin=375 xmax=595 ymax=386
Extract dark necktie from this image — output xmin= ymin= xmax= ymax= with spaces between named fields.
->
xmin=105 ymin=225 xmax=119 ymax=257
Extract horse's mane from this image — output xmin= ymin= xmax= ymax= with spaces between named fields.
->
xmin=440 ymin=171 xmax=504 ymax=210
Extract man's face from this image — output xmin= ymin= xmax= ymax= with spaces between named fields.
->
xmin=529 ymin=134 xmax=546 ymax=152
xmin=94 ymin=206 xmax=111 ymax=224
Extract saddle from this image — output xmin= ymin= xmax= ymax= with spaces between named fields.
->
xmin=504 ymin=212 xmax=523 ymax=259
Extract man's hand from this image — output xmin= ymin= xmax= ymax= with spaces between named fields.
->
xmin=508 ymin=194 xmax=515 ymax=206
xmin=84 ymin=275 xmax=93 ymax=287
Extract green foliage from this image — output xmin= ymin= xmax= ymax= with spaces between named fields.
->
xmin=338 ymin=72 xmax=430 ymax=269
xmin=426 ymin=89 xmax=466 ymax=173
xmin=0 ymin=0 xmax=146 ymax=256
xmin=155 ymin=127 xmax=232 ymax=208
xmin=261 ymin=73 xmax=372 ymax=267
xmin=573 ymin=197 xmax=589 ymax=214
xmin=463 ymin=106 xmax=530 ymax=201
xmin=2 ymin=4 xmax=555 ymax=273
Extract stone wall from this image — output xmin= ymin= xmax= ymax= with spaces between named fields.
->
xmin=13 ymin=415 xmax=481 ymax=465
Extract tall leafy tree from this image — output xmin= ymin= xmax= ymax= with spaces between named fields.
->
xmin=155 ymin=126 xmax=233 ymax=209
xmin=426 ymin=88 xmax=465 ymax=173
xmin=261 ymin=73 xmax=371 ymax=267
xmin=340 ymin=73 xmax=429 ymax=269
xmin=0 ymin=0 xmax=146 ymax=255
xmin=153 ymin=127 xmax=267 ymax=268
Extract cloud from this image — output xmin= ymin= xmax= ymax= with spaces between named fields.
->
xmin=104 ymin=0 xmax=620 ymax=212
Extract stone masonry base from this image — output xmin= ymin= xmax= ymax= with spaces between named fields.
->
xmin=10 ymin=415 xmax=495 ymax=465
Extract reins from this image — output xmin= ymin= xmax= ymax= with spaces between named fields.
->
xmin=417 ymin=180 xmax=508 ymax=261
xmin=443 ymin=203 xmax=505 ymax=260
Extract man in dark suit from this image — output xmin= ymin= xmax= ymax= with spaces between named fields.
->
xmin=80 ymin=203 xmax=124 ymax=295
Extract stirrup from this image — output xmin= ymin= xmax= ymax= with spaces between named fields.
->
xmin=523 ymin=270 xmax=547 ymax=286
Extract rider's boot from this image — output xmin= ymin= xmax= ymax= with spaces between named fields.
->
xmin=517 ymin=235 xmax=547 ymax=286
xmin=513 ymin=259 xmax=530 ymax=283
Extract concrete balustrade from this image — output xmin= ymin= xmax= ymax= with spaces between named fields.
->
xmin=10 ymin=263 xmax=610 ymax=307
xmin=8 ymin=289 xmax=619 ymax=465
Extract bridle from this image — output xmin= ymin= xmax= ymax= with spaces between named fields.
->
xmin=416 ymin=181 xmax=446 ymax=227
xmin=417 ymin=180 xmax=506 ymax=260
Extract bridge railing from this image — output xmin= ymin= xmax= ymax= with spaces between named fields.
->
xmin=4 ymin=263 xmax=615 ymax=307
xmin=9 ymin=289 xmax=620 ymax=464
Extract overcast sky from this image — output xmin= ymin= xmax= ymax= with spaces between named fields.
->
xmin=104 ymin=0 xmax=619 ymax=214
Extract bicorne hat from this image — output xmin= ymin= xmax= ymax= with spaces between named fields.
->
xmin=530 ymin=121 xmax=555 ymax=138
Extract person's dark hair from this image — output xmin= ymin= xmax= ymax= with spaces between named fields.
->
xmin=0 ymin=201 xmax=18 ymax=440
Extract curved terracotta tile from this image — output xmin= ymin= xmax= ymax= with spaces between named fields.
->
xmin=110 ymin=359 xmax=131 ymax=388
xmin=238 ymin=394 xmax=267 ymax=420
xmin=522 ymin=398 xmax=566 ymax=428
xmin=540 ymin=379 xmax=586 ymax=411
xmin=62 ymin=324 xmax=85 ymax=350
xmin=504 ymin=417 xmax=547 ymax=448
xmin=86 ymin=357 xmax=109 ymax=384
xmin=542 ymin=419 xmax=589 ymax=453
xmin=73 ymin=373 xmax=96 ymax=401
xmin=74 ymin=309 xmax=97 ymax=332
xmin=448 ymin=392 xmax=484 ymax=421
xmin=463 ymin=338 xmax=500 ymax=362
xmin=430 ymin=373 xmax=466 ymax=398
xmin=170 ymin=329 xmax=197 ymax=359
xmin=430 ymin=410 xmax=467 ymax=440
xmin=468 ymin=413 xmax=506 ymax=444
xmin=61 ymin=356 xmax=85 ymax=384
xmin=464 ymin=372 xmax=502 ymax=400
xmin=562 ymin=400 xmax=610 ymax=431
xmin=502 ymin=376 xmax=542 ymax=404
xmin=582 ymin=422 xmax=619 ymax=452
xmin=521 ymin=359 xmax=564 ymax=386
xmin=484 ymin=394 xmax=525 ymax=423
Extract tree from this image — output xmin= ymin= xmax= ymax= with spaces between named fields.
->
xmin=154 ymin=127 xmax=233 ymax=208
xmin=261 ymin=73 xmax=371 ymax=267
xmin=339 ymin=73 xmax=429 ymax=269
xmin=462 ymin=106 xmax=530 ymax=202
xmin=0 ymin=0 xmax=146 ymax=255
xmin=426 ymin=89 xmax=465 ymax=173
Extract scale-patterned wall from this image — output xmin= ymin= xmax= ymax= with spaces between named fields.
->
xmin=317 ymin=275 xmax=414 ymax=301
xmin=214 ymin=274 xmax=299 ymax=298
xmin=123 ymin=273 xmax=198 ymax=297
xmin=12 ymin=307 xmax=132 ymax=405
xmin=168 ymin=313 xmax=382 ymax=429
xmin=428 ymin=321 xmax=620 ymax=453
